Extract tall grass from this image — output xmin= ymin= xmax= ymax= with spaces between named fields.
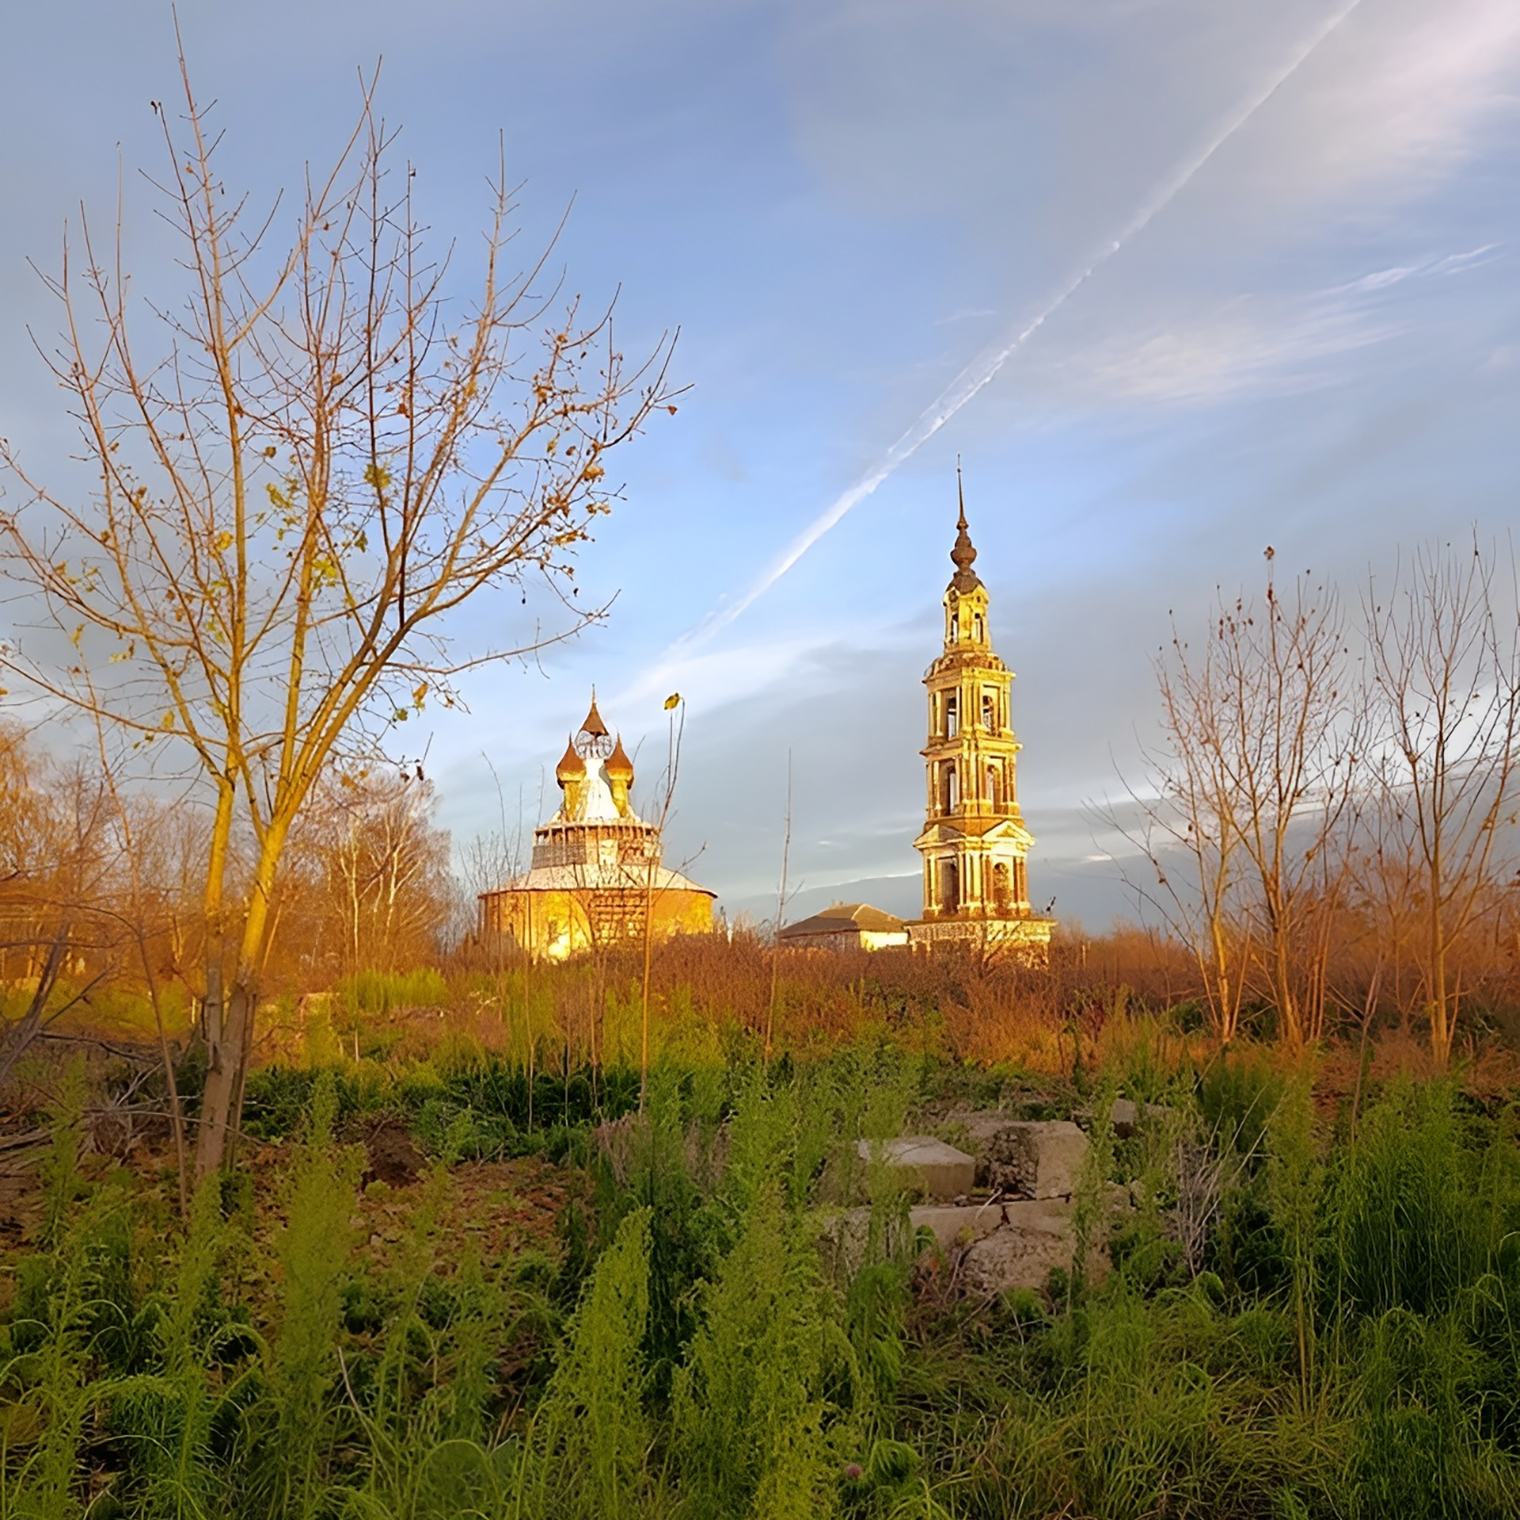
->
xmin=112 ymin=1177 xmax=236 ymax=1520
xmin=518 ymin=1208 xmax=654 ymax=1520
xmin=6 ymin=1037 xmax=1520 ymax=1517
xmin=673 ymin=1184 xmax=846 ymax=1519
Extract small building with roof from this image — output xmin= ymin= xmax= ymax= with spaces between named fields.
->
xmin=477 ymin=696 xmax=716 ymax=960
xmin=777 ymin=902 xmax=909 ymax=952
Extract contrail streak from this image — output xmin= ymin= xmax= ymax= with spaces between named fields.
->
xmin=644 ymin=0 xmax=1364 ymax=685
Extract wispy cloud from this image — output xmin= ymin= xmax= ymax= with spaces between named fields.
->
xmin=1300 ymin=0 xmax=1520 ymax=192
xmin=1076 ymin=299 xmax=1393 ymax=405
xmin=1328 ymin=244 xmax=1500 ymax=296
xmin=616 ymin=637 xmax=817 ymax=714
xmin=934 ymin=307 xmax=998 ymax=325
xmin=1059 ymin=243 xmax=1502 ymax=406
xmin=633 ymin=0 xmax=1370 ymax=690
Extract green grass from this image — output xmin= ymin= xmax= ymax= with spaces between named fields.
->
xmin=4 ymin=1042 xmax=1520 ymax=1517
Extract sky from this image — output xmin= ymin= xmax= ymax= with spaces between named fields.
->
xmin=2 ymin=0 xmax=1518 ymax=930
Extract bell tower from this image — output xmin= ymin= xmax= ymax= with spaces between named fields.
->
xmin=908 ymin=472 xmax=1053 ymax=958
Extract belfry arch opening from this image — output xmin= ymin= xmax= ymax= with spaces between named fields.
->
xmin=940 ymin=762 xmax=959 ymax=813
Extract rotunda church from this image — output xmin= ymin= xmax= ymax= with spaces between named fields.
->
xmin=477 ymin=697 xmax=715 ymax=960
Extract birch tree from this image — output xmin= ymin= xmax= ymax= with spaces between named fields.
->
xmin=0 ymin=61 xmax=678 ymax=1174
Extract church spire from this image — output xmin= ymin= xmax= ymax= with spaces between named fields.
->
xmin=949 ymin=459 xmax=983 ymax=593
xmin=910 ymin=468 xmax=1052 ymax=961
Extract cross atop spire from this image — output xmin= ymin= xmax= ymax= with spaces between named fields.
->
xmin=949 ymin=461 xmax=983 ymax=593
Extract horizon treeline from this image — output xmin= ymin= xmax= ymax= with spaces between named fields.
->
xmin=2 ymin=535 xmax=1520 ymax=1089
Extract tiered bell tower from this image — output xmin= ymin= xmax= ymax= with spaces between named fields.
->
xmin=908 ymin=476 xmax=1053 ymax=958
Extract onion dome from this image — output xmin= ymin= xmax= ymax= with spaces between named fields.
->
xmin=579 ymin=693 xmax=609 ymax=739
xmin=949 ymin=480 xmax=983 ymax=594
xmin=605 ymin=733 xmax=635 ymax=785
xmin=555 ymin=736 xmax=586 ymax=785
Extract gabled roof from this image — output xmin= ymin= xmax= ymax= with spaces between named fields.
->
xmin=779 ymin=902 xmax=906 ymax=940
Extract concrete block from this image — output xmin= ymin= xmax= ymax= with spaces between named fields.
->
xmin=1107 ymin=1098 xmax=1175 ymax=1138
xmin=960 ymin=1199 xmax=1078 ymax=1295
xmin=977 ymin=1120 xmax=1089 ymax=1199
xmin=1109 ymin=1098 xmax=1140 ymax=1136
xmin=815 ymin=1206 xmax=872 ymax=1276
xmin=910 ymin=1202 xmax=1005 ymax=1253
xmin=856 ymin=1136 xmax=976 ymax=1202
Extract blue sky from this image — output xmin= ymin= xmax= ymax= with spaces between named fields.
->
xmin=2 ymin=1 xmax=1518 ymax=929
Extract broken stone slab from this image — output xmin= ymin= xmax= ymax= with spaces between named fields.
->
xmin=957 ymin=1119 xmax=1088 ymax=1199
xmin=818 ymin=1203 xmax=988 ymax=1275
xmin=959 ymin=1198 xmax=1080 ymax=1295
xmin=909 ymin=1202 xmax=1006 ymax=1253
xmin=820 ymin=1189 xmax=1123 ymax=1290
xmin=855 ymin=1136 xmax=976 ymax=1202
xmin=1105 ymin=1098 xmax=1176 ymax=1138
xmin=820 ymin=1200 xmax=1024 ymax=1272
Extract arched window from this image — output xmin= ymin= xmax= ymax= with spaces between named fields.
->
xmin=974 ymin=613 xmax=984 ymax=642
xmin=993 ymin=861 xmax=1011 ymax=913
xmin=982 ymin=692 xmax=995 ymax=730
xmin=942 ymin=762 xmax=959 ymax=812
xmin=986 ymin=763 xmax=999 ymax=807
xmin=941 ymin=859 xmax=959 ymax=913
xmin=945 ymin=693 xmax=958 ymax=737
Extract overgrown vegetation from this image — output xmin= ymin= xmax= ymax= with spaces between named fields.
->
xmin=2 ymin=1016 xmax=1519 ymax=1518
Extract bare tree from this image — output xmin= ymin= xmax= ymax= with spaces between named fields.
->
xmin=295 ymin=766 xmax=452 ymax=978
xmin=1120 ymin=552 xmax=1362 ymax=1047
xmin=0 ymin=58 xmax=678 ymax=1175
xmin=0 ymin=731 xmax=118 ymax=1084
xmin=1120 ymin=631 xmax=1248 ymax=1044
xmin=640 ymin=691 xmax=686 ymax=1100
xmin=765 ymin=749 xmax=792 ymax=1064
xmin=1363 ymin=537 xmax=1520 ymax=1068
xmin=1209 ymin=553 xmax=1362 ymax=1048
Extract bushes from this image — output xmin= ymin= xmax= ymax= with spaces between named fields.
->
xmin=240 ymin=1052 xmax=641 ymax=1149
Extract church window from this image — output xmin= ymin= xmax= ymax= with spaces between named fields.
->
xmin=942 ymin=762 xmax=959 ymax=812
xmin=941 ymin=859 xmax=959 ymax=912
xmin=993 ymin=861 xmax=1011 ymax=913
xmin=945 ymin=693 xmax=958 ymax=737
xmin=986 ymin=763 xmax=999 ymax=806
xmin=974 ymin=612 xmax=984 ymax=642
xmin=982 ymin=691 xmax=995 ymax=730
